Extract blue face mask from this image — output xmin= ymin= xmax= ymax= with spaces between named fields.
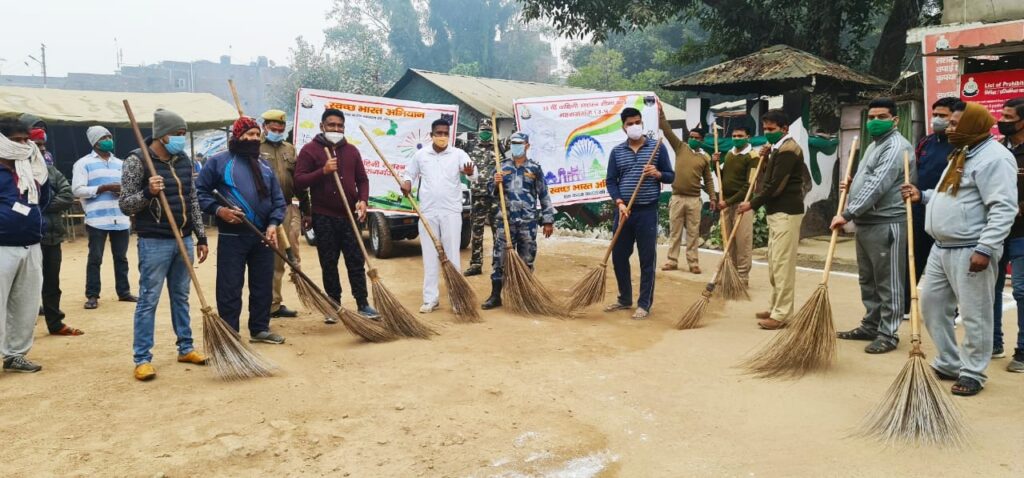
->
xmin=165 ymin=135 xmax=187 ymax=155
xmin=265 ymin=131 xmax=286 ymax=143
xmin=510 ymin=144 xmax=526 ymax=158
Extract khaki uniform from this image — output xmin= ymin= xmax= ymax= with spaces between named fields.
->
xmin=261 ymin=139 xmax=304 ymax=313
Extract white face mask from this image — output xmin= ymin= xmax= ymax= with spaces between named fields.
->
xmin=625 ymin=124 xmax=644 ymax=141
xmin=324 ymin=132 xmax=345 ymax=144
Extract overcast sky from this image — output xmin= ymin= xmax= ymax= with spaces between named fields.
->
xmin=2 ymin=0 xmax=336 ymax=77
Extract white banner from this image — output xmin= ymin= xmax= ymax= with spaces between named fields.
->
xmin=292 ymin=88 xmax=459 ymax=213
xmin=513 ymin=92 xmax=666 ymax=206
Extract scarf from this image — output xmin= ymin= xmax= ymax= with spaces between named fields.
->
xmin=228 ymin=138 xmax=269 ymax=199
xmin=937 ymin=102 xmax=996 ymax=197
xmin=0 ymin=132 xmax=48 ymax=204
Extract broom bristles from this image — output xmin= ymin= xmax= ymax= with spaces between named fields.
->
xmin=502 ymin=250 xmax=573 ymax=318
xmin=718 ymin=257 xmax=750 ymax=301
xmin=855 ymin=351 xmax=969 ymax=447
xmin=676 ymin=290 xmax=712 ymax=329
xmin=566 ymin=264 xmax=607 ymax=312
xmin=371 ymin=272 xmax=437 ymax=339
xmin=441 ymin=258 xmax=481 ymax=323
xmin=292 ymin=271 xmax=333 ymax=316
xmin=201 ymin=307 xmax=275 ymax=380
xmin=291 ymin=271 xmax=396 ymax=343
xmin=740 ymin=284 xmax=837 ymax=379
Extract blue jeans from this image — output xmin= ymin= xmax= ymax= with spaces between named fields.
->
xmin=132 ymin=236 xmax=195 ymax=365
xmin=612 ymin=204 xmax=658 ymax=311
xmin=85 ymin=225 xmax=131 ymax=299
xmin=994 ymin=237 xmax=1024 ymax=353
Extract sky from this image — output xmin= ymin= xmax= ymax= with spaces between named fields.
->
xmin=2 ymin=0 xmax=337 ymax=77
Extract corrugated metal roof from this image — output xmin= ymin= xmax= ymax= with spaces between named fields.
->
xmin=388 ymin=69 xmax=687 ymax=121
xmin=662 ymin=45 xmax=889 ymax=96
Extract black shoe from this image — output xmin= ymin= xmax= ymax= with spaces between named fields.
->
xmin=837 ymin=327 xmax=875 ymax=341
xmin=864 ymin=338 xmax=897 ymax=354
xmin=993 ymin=344 xmax=1006 ymax=358
xmin=118 ymin=294 xmax=138 ymax=303
xmin=463 ymin=264 xmax=482 ymax=277
xmin=271 ymin=305 xmax=299 ymax=318
xmin=84 ymin=297 xmax=98 ymax=310
xmin=481 ymin=280 xmax=502 ymax=310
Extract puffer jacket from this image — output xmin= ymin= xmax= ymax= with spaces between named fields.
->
xmin=41 ymin=165 xmax=73 ymax=245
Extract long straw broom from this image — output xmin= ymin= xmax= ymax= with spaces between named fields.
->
xmin=324 ymin=147 xmax=437 ymax=338
xmin=123 ymin=100 xmax=274 ymax=381
xmin=712 ymin=126 xmax=748 ymax=301
xmin=489 ymin=110 xmax=570 ymax=318
xmin=359 ymin=125 xmax=481 ymax=323
xmin=675 ymin=157 xmax=763 ymax=329
xmin=565 ymin=138 xmax=664 ymax=311
xmin=740 ymin=136 xmax=860 ymax=379
xmin=856 ymin=151 xmax=968 ymax=447
xmin=211 ymin=192 xmax=395 ymax=343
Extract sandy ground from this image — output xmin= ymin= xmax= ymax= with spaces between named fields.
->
xmin=2 ymin=229 xmax=1023 ymax=478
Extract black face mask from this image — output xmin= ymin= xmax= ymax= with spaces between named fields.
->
xmin=229 ymin=139 xmax=262 ymax=159
xmin=997 ymin=120 xmax=1023 ymax=137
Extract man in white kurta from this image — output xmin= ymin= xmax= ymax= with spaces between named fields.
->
xmin=402 ymin=119 xmax=477 ymax=312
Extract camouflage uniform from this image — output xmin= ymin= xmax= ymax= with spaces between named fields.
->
xmin=488 ymin=158 xmax=556 ymax=282
xmin=467 ymin=140 xmax=499 ymax=270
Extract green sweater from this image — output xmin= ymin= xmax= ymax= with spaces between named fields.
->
xmin=749 ymin=138 xmax=806 ymax=215
xmin=659 ymin=116 xmax=716 ymax=197
xmin=720 ymin=147 xmax=760 ymax=206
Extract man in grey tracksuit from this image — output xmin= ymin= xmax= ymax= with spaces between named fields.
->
xmin=831 ymin=103 xmax=915 ymax=354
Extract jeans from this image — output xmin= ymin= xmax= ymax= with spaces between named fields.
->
xmin=216 ymin=233 xmax=274 ymax=336
xmin=993 ymin=237 xmax=1024 ymax=352
xmin=40 ymin=243 xmax=65 ymax=333
xmin=85 ymin=225 xmax=131 ymax=299
xmin=612 ymin=204 xmax=658 ymax=311
xmin=132 ymin=237 xmax=195 ymax=365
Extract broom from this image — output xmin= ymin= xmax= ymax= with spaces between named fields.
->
xmin=740 ymin=136 xmax=860 ymax=379
xmin=359 ymin=125 xmax=481 ymax=323
xmin=488 ymin=110 xmax=570 ymax=318
xmin=324 ymin=147 xmax=437 ymax=338
xmin=856 ymin=151 xmax=968 ymax=447
xmin=675 ymin=157 xmax=763 ymax=329
xmin=712 ymin=126 xmax=748 ymax=300
xmin=123 ymin=100 xmax=274 ymax=381
xmin=565 ymin=138 xmax=664 ymax=311
xmin=211 ymin=191 xmax=395 ymax=343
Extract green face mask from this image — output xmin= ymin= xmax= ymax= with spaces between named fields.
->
xmin=97 ymin=139 xmax=115 ymax=152
xmin=478 ymin=130 xmax=492 ymax=142
xmin=866 ymin=119 xmax=895 ymax=138
xmin=732 ymin=138 xmax=749 ymax=149
xmin=764 ymin=131 xmax=784 ymax=144
xmin=688 ymin=139 xmax=702 ymax=150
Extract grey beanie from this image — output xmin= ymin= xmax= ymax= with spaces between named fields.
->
xmin=86 ymin=125 xmax=111 ymax=146
xmin=19 ymin=113 xmax=45 ymax=130
xmin=152 ymin=108 xmax=187 ymax=139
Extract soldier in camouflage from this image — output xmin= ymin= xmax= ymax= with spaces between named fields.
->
xmin=464 ymin=119 xmax=499 ymax=276
xmin=482 ymin=132 xmax=556 ymax=309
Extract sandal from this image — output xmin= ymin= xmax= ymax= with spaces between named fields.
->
xmin=931 ymin=367 xmax=958 ymax=381
xmin=864 ymin=338 xmax=897 ymax=354
xmin=603 ymin=302 xmax=631 ymax=313
xmin=951 ymin=376 xmax=983 ymax=396
xmin=837 ymin=327 xmax=875 ymax=341
xmin=51 ymin=325 xmax=84 ymax=336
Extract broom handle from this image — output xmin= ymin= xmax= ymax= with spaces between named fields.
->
xmin=902 ymin=151 xmax=922 ymax=343
xmin=123 ymin=100 xmax=211 ymax=310
xmin=325 ymin=147 xmax=375 ymax=267
xmin=491 ymin=110 xmax=514 ymax=245
xmin=713 ymin=127 xmax=728 ymax=241
xmin=709 ymin=157 xmax=762 ymax=284
xmin=228 ymin=80 xmax=245 ymax=117
xmin=358 ymin=125 xmax=446 ymax=256
xmin=600 ymin=138 xmax=665 ymax=264
xmin=821 ymin=136 xmax=860 ymax=286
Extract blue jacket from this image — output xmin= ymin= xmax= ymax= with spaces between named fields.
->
xmin=0 ymin=163 xmax=51 ymax=246
xmin=196 ymin=151 xmax=286 ymax=233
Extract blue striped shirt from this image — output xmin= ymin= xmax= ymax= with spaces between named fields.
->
xmin=606 ymin=137 xmax=674 ymax=206
xmin=72 ymin=151 xmax=130 ymax=231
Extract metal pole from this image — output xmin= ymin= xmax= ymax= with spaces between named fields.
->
xmin=40 ymin=44 xmax=47 ymax=88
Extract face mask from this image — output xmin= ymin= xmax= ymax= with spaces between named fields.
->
xmin=764 ymin=131 xmax=784 ymax=144
xmin=932 ymin=116 xmax=950 ymax=134
xmin=97 ymin=139 xmax=115 ymax=153
xmin=866 ymin=119 xmax=895 ymax=138
xmin=688 ymin=139 xmax=702 ymax=150
xmin=433 ymin=136 xmax=449 ymax=149
xmin=231 ymin=139 xmax=262 ymax=159
xmin=478 ymin=130 xmax=492 ymax=142
xmin=625 ymin=124 xmax=643 ymax=141
xmin=165 ymin=135 xmax=187 ymax=155
xmin=510 ymin=144 xmax=526 ymax=157
xmin=997 ymin=120 xmax=1022 ymax=137
xmin=266 ymin=131 xmax=286 ymax=143
xmin=732 ymin=138 xmax=749 ymax=149
xmin=324 ymin=132 xmax=344 ymax=144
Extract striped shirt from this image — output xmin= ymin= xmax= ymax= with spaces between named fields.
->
xmin=72 ymin=151 xmax=130 ymax=231
xmin=606 ymin=137 xmax=675 ymax=206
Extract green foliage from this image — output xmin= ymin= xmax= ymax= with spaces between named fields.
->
xmin=449 ymin=62 xmax=483 ymax=77
xmin=707 ymin=208 xmax=769 ymax=249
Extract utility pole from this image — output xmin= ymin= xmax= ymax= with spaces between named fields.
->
xmin=26 ymin=43 xmax=47 ymax=87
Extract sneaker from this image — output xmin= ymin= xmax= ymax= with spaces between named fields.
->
xmin=902 ymin=313 xmax=910 ymax=321
xmin=118 ymin=294 xmax=138 ymax=303
xmin=324 ymin=315 xmax=339 ymax=325
xmin=993 ymin=345 xmax=1006 ymax=359
xmin=177 ymin=350 xmax=208 ymax=365
xmin=134 ymin=363 xmax=156 ymax=381
xmin=84 ymin=297 xmax=98 ymax=310
xmin=419 ymin=302 xmax=439 ymax=314
xmin=631 ymin=307 xmax=649 ymax=320
xmin=250 ymin=331 xmax=286 ymax=344
xmin=271 ymin=305 xmax=299 ymax=318
xmin=1008 ymin=351 xmax=1024 ymax=373
xmin=357 ymin=304 xmax=381 ymax=320
xmin=3 ymin=356 xmax=42 ymax=373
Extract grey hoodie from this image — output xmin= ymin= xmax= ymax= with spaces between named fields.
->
xmin=923 ymin=137 xmax=1019 ymax=257
xmin=843 ymin=128 xmax=915 ymax=224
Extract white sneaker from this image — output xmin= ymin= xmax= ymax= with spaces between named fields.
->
xmin=954 ymin=315 xmax=962 ymax=328
xmin=419 ymin=302 xmax=439 ymax=314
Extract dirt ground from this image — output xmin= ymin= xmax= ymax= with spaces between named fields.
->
xmin=2 ymin=230 xmax=1023 ymax=477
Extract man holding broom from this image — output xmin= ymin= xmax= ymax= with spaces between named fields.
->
xmin=481 ymin=132 xmax=556 ymax=309
xmin=831 ymin=97 xmax=915 ymax=354
xmin=401 ymin=118 xmax=477 ymax=314
xmin=658 ymin=105 xmax=715 ymax=274
xmin=464 ymin=119 xmax=498 ymax=277
xmin=260 ymin=109 xmax=305 ymax=320
xmin=901 ymin=102 xmax=1017 ymax=396
xmin=605 ymin=107 xmax=675 ymax=320
xmin=715 ymin=124 xmax=760 ymax=286
xmin=197 ymin=116 xmax=288 ymax=345
xmin=120 ymin=108 xmax=209 ymax=381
